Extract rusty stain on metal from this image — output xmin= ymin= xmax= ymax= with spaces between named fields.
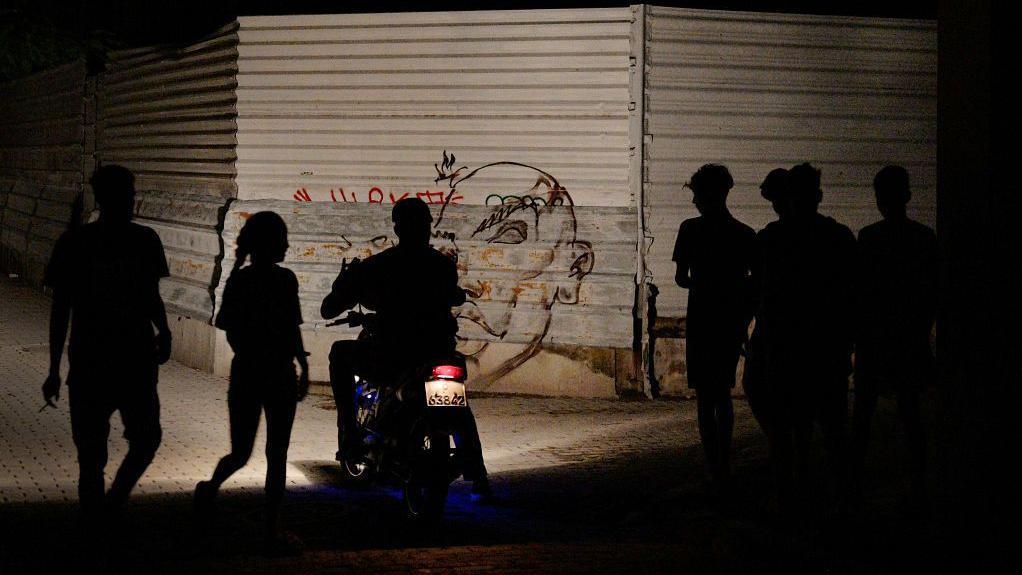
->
xmin=480 ymin=246 xmax=502 ymax=265
xmin=463 ymin=280 xmax=493 ymax=300
xmin=320 ymin=243 xmax=350 ymax=258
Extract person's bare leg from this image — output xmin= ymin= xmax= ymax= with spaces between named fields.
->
xmin=850 ymin=381 xmax=879 ymax=504
xmin=107 ymin=386 xmax=162 ymax=509
xmin=263 ymin=388 xmax=298 ymax=553
xmin=196 ymin=390 xmax=260 ymax=511
xmin=716 ymin=388 xmax=735 ymax=486
xmin=767 ymin=420 xmax=794 ymax=515
xmin=792 ymin=416 xmax=812 ymax=516
xmin=818 ymin=384 xmax=849 ymax=511
xmin=696 ymin=389 xmax=721 ymax=485
xmin=897 ymin=387 xmax=927 ymax=511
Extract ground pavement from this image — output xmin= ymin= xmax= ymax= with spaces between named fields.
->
xmin=0 ymin=277 xmax=987 ymax=574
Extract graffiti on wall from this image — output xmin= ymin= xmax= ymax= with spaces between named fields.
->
xmin=284 ymin=151 xmax=596 ymax=384
xmin=429 ymin=151 xmax=595 ymax=382
xmin=293 ymin=186 xmax=462 ymax=205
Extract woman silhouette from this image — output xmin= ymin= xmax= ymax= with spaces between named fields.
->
xmin=195 ymin=211 xmax=309 ymax=554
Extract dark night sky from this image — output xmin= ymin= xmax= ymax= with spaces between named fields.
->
xmin=10 ymin=0 xmax=937 ymax=46
xmin=0 ymin=0 xmax=937 ymax=81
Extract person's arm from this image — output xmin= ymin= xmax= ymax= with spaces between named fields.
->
xmin=743 ymin=231 xmax=763 ymax=328
xmin=152 ymin=285 xmax=172 ymax=364
xmin=839 ymin=228 xmax=858 ymax=358
xmin=294 ymin=325 xmax=310 ymax=401
xmin=673 ymin=224 xmax=692 ymax=289
xmin=43 ymin=289 xmax=71 ymax=403
xmin=42 ymin=234 xmax=71 ymax=403
xmin=321 ymin=258 xmax=362 ymax=319
xmin=150 ymin=231 xmax=172 ymax=364
xmin=289 ymin=271 xmax=309 ymax=400
xmin=922 ymin=228 xmax=939 ymax=329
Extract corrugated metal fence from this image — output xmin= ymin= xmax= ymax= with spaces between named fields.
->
xmin=96 ymin=24 xmax=239 ymax=320
xmin=0 ymin=61 xmax=89 ymax=285
xmin=643 ymin=7 xmax=937 ymax=321
xmin=0 ymin=6 xmax=938 ymax=394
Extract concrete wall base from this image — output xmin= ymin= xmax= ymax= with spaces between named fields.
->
xmin=167 ymin=315 xmax=217 ymax=373
xmin=652 ymin=336 xmax=748 ymax=399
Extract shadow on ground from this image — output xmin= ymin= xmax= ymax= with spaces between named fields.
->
xmin=0 ymin=394 xmax=1010 ymax=574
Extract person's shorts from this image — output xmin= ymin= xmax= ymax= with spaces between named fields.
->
xmin=68 ymin=379 xmax=161 ymax=450
xmin=685 ymin=334 xmax=742 ymax=390
xmin=855 ymin=340 xmax=934 ymax=395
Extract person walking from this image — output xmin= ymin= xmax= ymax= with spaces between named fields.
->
xmin=42 ymin=165 xmax=172 ymax=529
xmin=194 ymin=211 xmax=310 ymax=555
xmin=672 ymin=164 xmax=759 ymax=495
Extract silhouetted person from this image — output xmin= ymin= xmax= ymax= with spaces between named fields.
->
xmin=673 ymin=164 xmax=759 ymax=494
xmin=757 ymin=163 xmax=856 ymax=515
xmin=322 ymin=197 xmax=491 ymax=500
xmin=42 ymin=165 xmax=171 ymax=526
xmin=195 ymin=211 xmax=310 ymax=555
xmin=744 ymin=169 xmax=790 ymax=432
xmin=851 ymin=165 xmax=936 ymax=512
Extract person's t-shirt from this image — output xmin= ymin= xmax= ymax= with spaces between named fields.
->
xmin=341 ymin=244 xmax=463 ymax=358
xmin=44 ymin=221 xmax=170 ymax=364
xmin=672 ymin=214 xmax=758 ymax=336
xmin=215 ymin=263 xmax=303 ymax=364
xmin=757 ymin=213 xmax=856 ymax=375
xmin=857 ymin=217 xmax=937 ymax=343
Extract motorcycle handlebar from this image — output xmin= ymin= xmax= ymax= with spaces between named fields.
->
xmin=325 ymin=311 xmax=368 ymax=328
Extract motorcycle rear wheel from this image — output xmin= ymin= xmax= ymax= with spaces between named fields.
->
xmin=404 ymin=429 xmax=450 ymax=521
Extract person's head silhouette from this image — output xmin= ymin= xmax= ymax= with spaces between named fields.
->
xmin=233 ymin=211 xmax=288 ymax=271
xmin=787 ymin=162 xmax=823 ymax=218
xmin=760 ymin=168 xmax=790 ymax=219
xmin=91 ymin=165 xmax=136 ymax=223
xmin=392 ymin=197 xmax=432 ymax=247
xmin=685 ymin=164 xmax=733 ymax=217
xmin=873 ymin=165 xmax=911 ymax=220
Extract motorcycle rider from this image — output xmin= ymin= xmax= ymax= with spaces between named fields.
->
xmin=321 ymin=197 xmax=492 ymax=501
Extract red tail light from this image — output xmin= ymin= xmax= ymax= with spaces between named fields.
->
xmin=432 ymin=365 xmax=465 ymax=380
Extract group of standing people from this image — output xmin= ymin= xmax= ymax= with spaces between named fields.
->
xmin=673 ymin=162 xmax=936 ymax=516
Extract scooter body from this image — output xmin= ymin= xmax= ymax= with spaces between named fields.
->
xmin=333 ymin=311 xmax=470 ymax=519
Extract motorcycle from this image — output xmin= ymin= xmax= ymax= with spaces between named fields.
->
xmin=327 ymin=310 xmax=471 ymax=520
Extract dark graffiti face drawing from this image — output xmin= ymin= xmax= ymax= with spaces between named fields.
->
xmin=431 ymin=151 xmax=595 ymax=382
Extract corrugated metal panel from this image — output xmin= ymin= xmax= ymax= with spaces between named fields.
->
xmin=217 ymin=200 xmax=636 ymax=349
xmin=235 ymin=8 xmax=634 ymax=207
xmin=0 ymin=60 xmax=88 ymax=284
xmin=644 ymin=7 xmax=937 ymax=319
xmin=97 ymin=25 xmax=239 ymax=320
xmin=133 ymin=191 xmax=229 ymax=320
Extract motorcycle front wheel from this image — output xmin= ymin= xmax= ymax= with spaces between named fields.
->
xmin=341 ymin=456 xmax=372 ymax=486
xmin=404 ymin=428 xmax=451 ymax=521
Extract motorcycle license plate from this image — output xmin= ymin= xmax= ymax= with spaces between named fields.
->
xmin=425 ymin=380 xmax=467 ymax=407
